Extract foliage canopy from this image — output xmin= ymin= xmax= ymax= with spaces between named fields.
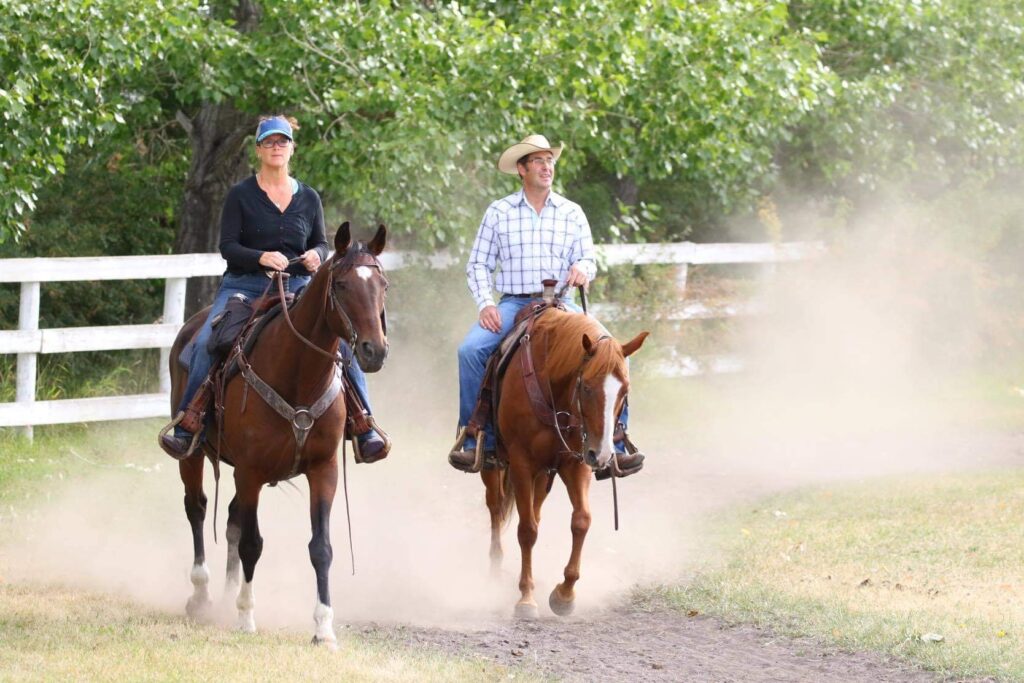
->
xmin=1 ymin=0 xmax=1021 ymax=245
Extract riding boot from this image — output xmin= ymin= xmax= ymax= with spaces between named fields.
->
xmin=344 ymin=381 xmax=390 ymax=463
xmin=158 ymin=380 xmax=211 ymax=460
xmin=595 ymin=423 xmax=645 ymax=480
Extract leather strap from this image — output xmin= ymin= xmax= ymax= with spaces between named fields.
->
xmin=238 ymin=351 xmax=344 ymax=479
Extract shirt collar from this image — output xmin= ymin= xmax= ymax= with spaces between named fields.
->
xmin=514 ymin=189 xmax=565 ymax=209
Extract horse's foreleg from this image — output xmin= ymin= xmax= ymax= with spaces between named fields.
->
xmin=180 ymin=457 xmax=212 ymax=619
xmin=223 ymin=495 xmax=241 ymax=605
xmin=306 ymin=458 xmax=339 ymax=650
xmin=511 ymin=457 xmax=540 ymax=619
xmin=482 ymin=469 xmax=505 ymax=578
xmin=550 ymin=465 xmax=592 ymax=617
xmin=234 ymin=473 xmax=263 ymax=633
xmin=532 ymin=470 xmax=551 ymax=525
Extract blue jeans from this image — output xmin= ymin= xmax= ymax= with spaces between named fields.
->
xmin=457 ymin=295 xmax=629 ymax=451
xmin=175 ymin=272 xmax=372 ymax=437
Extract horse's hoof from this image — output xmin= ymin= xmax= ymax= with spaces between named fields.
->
xmin=185 ymin=596 xmax=213 ymax=621
xmin=549 ymin=588 xmax=575 ymax=617
xmin=311 ymin=635 xmax=339 ymax=651
xmin=237 ymin=614 xmax=257 ymax=633
xmin=514 ymin=602 xmax=539 ymax=620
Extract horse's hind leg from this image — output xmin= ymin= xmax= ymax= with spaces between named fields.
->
xmin=180 ymin=456 xmax=212 ymax=619
xmin=482 ymin=469 xmax=505 ymax=578
xmin=306 ymin=459 xmax=339 ymax=650
xmin=233 ymin=472 xmax=263 ymax=633
xmin=549 ymin=464 xmax=592 ymax=617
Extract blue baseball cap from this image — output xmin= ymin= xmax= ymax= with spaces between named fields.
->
xmin=256 ymin=116 xmax=293 ymax=143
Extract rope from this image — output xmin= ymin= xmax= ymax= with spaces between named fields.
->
xmin=342 ymin=436 xmax=356 ymax=576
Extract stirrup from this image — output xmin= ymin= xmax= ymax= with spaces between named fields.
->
xmin=351 ymin=416 xmax=391 ymax=464
xmin=447 ymin=426 xmax=484 ymax=473
xmin=158 ymin=411 xmax=203 ymax=459
xmin=596 ymin=431 xmax=644 ymax=480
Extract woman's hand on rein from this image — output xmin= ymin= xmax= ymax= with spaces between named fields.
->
xmin=300 ymin=250 xmax=322 ymax=272
xmin=259 ymin=251 xmax=289 ymax=271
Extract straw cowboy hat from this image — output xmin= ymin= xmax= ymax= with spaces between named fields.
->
xmin=497 ymin=134 xmax=564 ymax=174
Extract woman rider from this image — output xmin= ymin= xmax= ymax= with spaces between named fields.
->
xmin=159 ymin=114 xmax=389 ymax=461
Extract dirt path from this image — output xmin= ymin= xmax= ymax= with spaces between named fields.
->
xmin=346 ymin=425 xmax=1024 ymax=683
xmin=355 ymin=601 xmax=942 ymax=682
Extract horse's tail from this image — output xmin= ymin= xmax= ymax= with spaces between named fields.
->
xmin=498 ymin=466 xmax=515 ymax=529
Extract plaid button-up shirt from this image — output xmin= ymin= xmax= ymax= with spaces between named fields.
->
xmin=466 ymin=190 xmax=597 ymax=311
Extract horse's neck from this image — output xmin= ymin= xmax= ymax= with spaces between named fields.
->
xmin=256 ymin=272 xmax=339 ymax=383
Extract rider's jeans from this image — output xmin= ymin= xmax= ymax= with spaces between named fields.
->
xmin=174 ymin=272 xmax=372 ymax=438
xmin=457 ymin=295 xmax=629 ymax=451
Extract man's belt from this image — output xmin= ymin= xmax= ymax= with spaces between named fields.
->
xmin=502 ymin=292 xmax=543 ymax=299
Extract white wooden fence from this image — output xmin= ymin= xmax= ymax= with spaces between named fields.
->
xmin=0 ymin=242 xmax=821 ymax=435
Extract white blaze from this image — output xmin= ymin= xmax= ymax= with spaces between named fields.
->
xmin=355 ymin=266 xmax=373 ymax=280
xmin=599 ymin=374 xmax=622 ymax=467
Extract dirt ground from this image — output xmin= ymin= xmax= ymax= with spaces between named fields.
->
xmin=338 ymin=425 xmax=1024 ymax=683
xmin=356 ymin=599 xmax=949 ymax=682
xmin=4 ymin=393 xmax=1021 ymax=682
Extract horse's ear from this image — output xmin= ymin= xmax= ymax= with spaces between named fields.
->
xmin=621 ymin=331 xmax=649 ymax=358
xmin=582 ymin=333 xmax=595 ymax=356
xmin=334 ymin=221 xmax=352 ymax=255
xmin=368 ymin=224 xmax=387 ymax=256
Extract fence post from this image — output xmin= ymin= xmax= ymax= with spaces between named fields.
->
xmin=159 ymin=277 xmax=187 ymax=395
xmin=675 ymin=263 xmax=689 ymax=297
xmin=16 ymin=281 xmax=40 ymax=441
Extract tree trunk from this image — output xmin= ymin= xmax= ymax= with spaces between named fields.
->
xmin=174 ymin=1 xmax=262 ymax=317
xmin=174 ymin=104 xmax=254 ymax=316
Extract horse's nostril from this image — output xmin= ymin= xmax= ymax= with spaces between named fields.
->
xmin=586 ymin=449 xmax=598 ymax=465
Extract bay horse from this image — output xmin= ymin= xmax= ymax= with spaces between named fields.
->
xmin=482 ymin=306 xmax=647 ymax=618
xmin=166 ymin=222 xmax=388 ymax=648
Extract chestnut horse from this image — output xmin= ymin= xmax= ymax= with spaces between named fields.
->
xmin=482 ymin=307 xmax=647 ymax=618
xmin=167 ymin=222 xmax=388 ymax=647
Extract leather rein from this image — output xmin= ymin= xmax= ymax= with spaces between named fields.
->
xmin=234 ymin=250 xmax=386 ymax=481
xmin=518 ymin=281 xmax=612 ymax=467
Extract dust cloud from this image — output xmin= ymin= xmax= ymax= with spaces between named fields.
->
xmin=3 ymin=202 xmax=1022 ymax=630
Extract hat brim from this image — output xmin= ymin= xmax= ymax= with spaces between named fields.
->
xmin=256 ymin=128 xmax=294 ymax=143
xmin=497 ymin=142 xmax=563 ymax=174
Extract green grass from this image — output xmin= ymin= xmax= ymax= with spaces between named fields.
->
xmin=0 ymin=420 xmax=537 ymax=682
xmin=0 ymin=583 xmax=531 ymax=682
xmin=0 ymin=420 xmax=160 ymax=513
xmin=654 ymin=470 xmax=1024 ymax=681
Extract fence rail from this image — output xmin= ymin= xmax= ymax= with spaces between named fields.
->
xmin=1 ymin=241 xmax=822 ymax=434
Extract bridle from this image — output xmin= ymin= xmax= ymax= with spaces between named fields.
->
xmin=272 ymin=249 xmax=388 ymax=363
xmin=549 ymin=334 xmax=614 ymax=463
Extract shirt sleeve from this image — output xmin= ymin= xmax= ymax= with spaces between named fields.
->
xmin=568 ymin=204 xmax=597 ymax=282
xmin=218 ymin=184 xmax=264 ymax=272
xmin=466 ymin=206 xmax=500 ymax=310
xmin=307 ymin=190 xmax=329 ymax=264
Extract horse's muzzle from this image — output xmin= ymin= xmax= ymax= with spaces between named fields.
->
xmin=356 ymin=339 xmax=388 ymax=373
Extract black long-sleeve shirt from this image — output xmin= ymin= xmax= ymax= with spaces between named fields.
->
xmin=219 ymin=175 xmax=330 ymax=276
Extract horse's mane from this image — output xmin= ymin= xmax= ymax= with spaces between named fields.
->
xmin=533 ymin=308 xmax=625 ymax=381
